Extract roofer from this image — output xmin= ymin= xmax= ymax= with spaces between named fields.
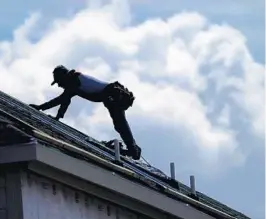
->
xmin=29 ymin=65 xmax=141 ymax=160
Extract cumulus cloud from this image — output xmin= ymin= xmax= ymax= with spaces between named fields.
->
xmin=217 ymin=105 xmax=230 ymax=127
xmin=0 ymin=0 xmax=263 ymax=176
xmin=190 ymin=24 xmax=265 ymax=137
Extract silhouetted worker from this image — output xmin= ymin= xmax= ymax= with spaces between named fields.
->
xmin=29 ymin=65 xmax=141 ymax=160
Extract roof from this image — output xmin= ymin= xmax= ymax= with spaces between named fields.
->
xmin=0 ymin=90 xmax=250 ymax=219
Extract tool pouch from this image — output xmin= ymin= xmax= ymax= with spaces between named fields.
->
xmin=103 ymin=81 xmax=135 ymax=111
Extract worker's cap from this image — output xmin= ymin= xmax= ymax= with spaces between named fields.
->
xmin=51 ymin=65 xmax=69 ymax=85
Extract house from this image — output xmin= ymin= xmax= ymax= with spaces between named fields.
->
xmin=0 ymin=90 xmax=250 ymax=219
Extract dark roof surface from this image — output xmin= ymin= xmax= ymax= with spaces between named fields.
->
xmin=0 ymin=90 xmax=250 ymax=219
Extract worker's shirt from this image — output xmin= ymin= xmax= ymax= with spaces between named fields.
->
xmin=78 ymin=74 xmax=108 ymax=96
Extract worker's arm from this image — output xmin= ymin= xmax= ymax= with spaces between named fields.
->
xmin=29 ymin=96 xmax=62 ymax=111
xmin=39 ymin=94 xmax=65 ymax=110
xmin=55 ymin=90 xmax=73 ymax=120
xmin=29 ymin=89 xmax=76 ymax=119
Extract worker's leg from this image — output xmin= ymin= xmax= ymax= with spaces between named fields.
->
xmin=107 ymin=105 xmax=135 ymax=146
xmin=104 ymin=103 xmax=141 ymax=159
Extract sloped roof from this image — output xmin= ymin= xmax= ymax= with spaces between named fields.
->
xmin=0 ymin=90 xmax=250 ymax=219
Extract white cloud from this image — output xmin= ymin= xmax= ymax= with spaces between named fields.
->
xmin=0 ymin=0 xmax=263 ymax=175
xmin=78 ymin=57 xmax=112 ymax=79
xmin=233 ymin=61 xmax=265 ymax=137
xmin=189 ymin=24 xmax=265 ymax=137
xmin=217 ymin=105 xmax=230 ymax=127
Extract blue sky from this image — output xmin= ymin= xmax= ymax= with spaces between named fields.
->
xmin=0 ymin=0 xmax=264 ymax=218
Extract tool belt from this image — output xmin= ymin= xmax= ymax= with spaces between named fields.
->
xmin=103 ymin=81 xmax=135 ymax=110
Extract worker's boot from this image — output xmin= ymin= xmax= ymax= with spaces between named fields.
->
xmin=128 ymin=144 xmax=141 ymax=160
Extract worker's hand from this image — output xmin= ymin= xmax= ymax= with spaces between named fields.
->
xmin=29 ymin=104 xmax=41 ymax=110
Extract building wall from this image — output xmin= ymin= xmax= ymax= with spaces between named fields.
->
xmin=21 ymin=171 xmax=148 ymax=219
xmin=0 ymin=172 xmax=6 ymax=219
xmin=0 ymin=168 xmax=24 ymax=219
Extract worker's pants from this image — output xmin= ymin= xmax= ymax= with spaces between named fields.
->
xmin=104 ymin=102 xmax=136 ymax=150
